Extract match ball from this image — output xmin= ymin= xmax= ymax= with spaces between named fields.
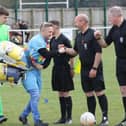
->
xmin=80 ymin=112 xmax=96 ymax=126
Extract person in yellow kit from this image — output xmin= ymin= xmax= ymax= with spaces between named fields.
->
xmin=0 ymin=5 xmax=10 ymax=123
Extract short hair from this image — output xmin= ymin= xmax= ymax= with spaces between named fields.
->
xmin=0 ymin=5 xmax=9 ymax=16
xmin=49 ymin=20 xmax=60 ymax=27
xmin=82 ymin=14 xmax=89 ymax=23
xmin=77 ymin=14 xmax=89 ymax=23
xmin=40 ymin=22 xmax=53 ymax=31
xmin=109 ymin=6 xmax=123 ymax=17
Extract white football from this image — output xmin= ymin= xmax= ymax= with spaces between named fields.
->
xmin=80 ymin=112 xmax=96 ymax=126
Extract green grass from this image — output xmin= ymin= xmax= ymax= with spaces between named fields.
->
xmin=0 ymin=44 xmax=124 ymax=126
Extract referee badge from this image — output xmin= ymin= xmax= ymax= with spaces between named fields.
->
xmin=81 ymin=39 xmax=87 ymax=50
xmin=120 ymin=37 xmax=123 ymax=43
xmin=84 ymin=43 xmax=87 ymax=50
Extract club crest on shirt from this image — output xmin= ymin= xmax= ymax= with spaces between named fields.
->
xmin=81 ymin=39 xmax=87 ymax=50
xmin=120 ymin=37 xmax=123 ymax=43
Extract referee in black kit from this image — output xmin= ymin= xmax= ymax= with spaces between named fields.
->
xmin=94 ymin=6 xmax=126 ymax=126
xmin=58 ymin=14 xmax=109 ymax=126
xmin=49 ymin=20 xmax=74 ymax=124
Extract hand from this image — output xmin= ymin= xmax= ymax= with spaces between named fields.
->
xmin=58 ymin=47 xmax=66 ymax=53
xmin=32 ymin=62 xmax=43 ymax=70
xmin=58 ymin=44 xmax=65 ymax=49
xmin=58 ymin=44 xmax=66 ymax=53
xmin=94 ymin=31 xmax=102 ymax=40
xmin=89 ymin=69 xmax=97 ymax=78
xmin=70 ymin=68 xmax=75 ymax=78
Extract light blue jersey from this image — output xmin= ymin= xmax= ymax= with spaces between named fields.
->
xmin=29 ymin=34 xmax=47 ymax=66
xmin=22 ymin=34 xmax=47 ymax=91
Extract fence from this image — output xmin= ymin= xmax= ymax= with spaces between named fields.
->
xmin=19 ymin=0 xmax=69 ymax=9
xmin=14 ymin=0 xmax=108 ymax=23
xmin=9 ymin=26 xmax=110 ymax=45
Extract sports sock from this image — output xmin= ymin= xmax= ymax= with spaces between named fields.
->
xmin=59 ymin=97 xmax=66 ymax=119
xmin=98 ymin=95 xmax=108 ymax=119
xmin=65 ymin=96 xmax=72 ymax=119
xmin=87 ymin=96 xmax=96 ymax=115
xmin=122 ymin=97 xmax=126 ymax=119
xmin=0 ymin=97 xmax=3 ymax=116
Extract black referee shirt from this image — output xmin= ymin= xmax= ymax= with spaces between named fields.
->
xmin=106 ymin=19 xmax=126 ymax=58
xmin=74 ymin=28 xmax=102 ymax=67
xmin=50 ymin=33 xmax=72 ymax=66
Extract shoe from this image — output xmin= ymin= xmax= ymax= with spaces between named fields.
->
xmin=65 ymin=118 xmax=72 ymax=124
xmin=115 ymin=119 xmax=126 ymax=126
xmin=54 ymin=118 xmax=66 ymax=124
xmin=19 ymin=116 xmax=28 ymax=125
xmin=0 ymin=115 xmax=7 ymax=123
xmin=99 ymin=117 xmax=109 ymax=126
xmin=34 ymin=120 xmax=48 ymax=126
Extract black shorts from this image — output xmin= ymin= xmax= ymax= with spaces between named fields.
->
xmin=51 ymin=65 xmax=74 ymax=91
xmin=116 ymin=58 xmax=126 ymax=85
xmin=81 ymin=67 xmax=105 ymax=92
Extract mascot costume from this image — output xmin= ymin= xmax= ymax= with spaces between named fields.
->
xmin=0 ymin=41 xmax=28 ymax=84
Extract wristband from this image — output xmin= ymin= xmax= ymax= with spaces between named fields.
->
xmin=92 ymin=67 xmax=97 ymax=70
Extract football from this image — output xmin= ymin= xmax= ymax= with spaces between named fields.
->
xmin=80 ymin=112 xmax=96 ymax=126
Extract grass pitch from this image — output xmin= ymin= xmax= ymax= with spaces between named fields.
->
xmin=0 ymin=44 xmax=123 ymax=126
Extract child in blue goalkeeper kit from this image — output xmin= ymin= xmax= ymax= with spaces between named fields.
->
xmin=19 ymin=23 xmax=55 ymax=126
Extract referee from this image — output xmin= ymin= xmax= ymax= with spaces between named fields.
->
xmin=94 ymin=6 xmax=126 ymax=126
xmin=59 ymin=14 xmax=109 ymax=126
xmin=49 ymin=20 xmax=74 ymax=124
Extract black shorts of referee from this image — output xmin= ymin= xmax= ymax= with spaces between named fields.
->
xmin=81 ymin=65 xmax=105 ymax=92
xmin=51 ymin=64 xmax=74 ymax=92
xmin=116 ymin=58 xmax=126 ymax=85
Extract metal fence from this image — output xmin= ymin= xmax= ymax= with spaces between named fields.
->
xmin=19 ymin=0 xmax=69 ymax=9
xmin=9 ymin=26 xmax=110 ymax=45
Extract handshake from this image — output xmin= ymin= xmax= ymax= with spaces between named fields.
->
xmin=58 ymin=44 xmax=66 ymax=53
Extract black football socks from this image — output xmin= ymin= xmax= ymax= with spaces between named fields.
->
xmin=122 ymin=97 xmax=126 ymax=120
xmin=87 ymin=96 xmax=96 ymax=115
xmin=65 ymin=96 xmax=72 ymax=119
xmin=59 ymin=97 xmax=66 ymax=120
xmin=98 ymin=95 xmax=108 ymax=119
